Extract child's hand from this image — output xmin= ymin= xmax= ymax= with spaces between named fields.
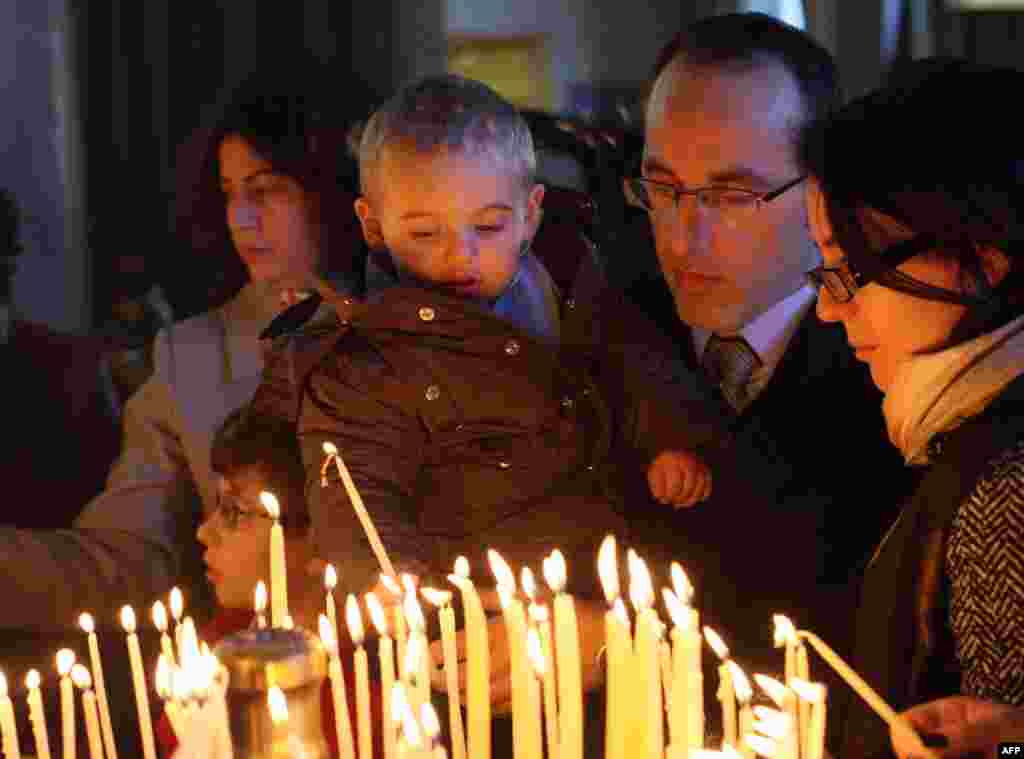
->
xmin=648 ymin=449 xmax=712 ymax=509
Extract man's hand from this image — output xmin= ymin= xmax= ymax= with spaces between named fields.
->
xmin=648 ymin=449 xmax=712 ymax=508
xmin=891 ymin=695 xmax=1023 ymax=759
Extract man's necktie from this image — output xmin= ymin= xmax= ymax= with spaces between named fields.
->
xmin=701 ymin=333 xmax=762 ymax=413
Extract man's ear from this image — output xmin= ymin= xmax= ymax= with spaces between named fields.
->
xmin=354 ymin=197 xmax=386 ymax=249
xmin=524 ymin=183 xmax=546 ymax=243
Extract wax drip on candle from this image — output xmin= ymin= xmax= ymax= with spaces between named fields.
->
xmin=321 ymin=441 xmax=338 ymax=486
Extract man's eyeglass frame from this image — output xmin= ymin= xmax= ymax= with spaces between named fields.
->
xmin=624 ymin=175 xmax=806 ymax=215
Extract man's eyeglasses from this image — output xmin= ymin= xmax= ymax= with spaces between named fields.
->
xmin=214 ymin=492 xmax=276 ymax=530
xmin=624 ymin=175 xmax=806 ymax=225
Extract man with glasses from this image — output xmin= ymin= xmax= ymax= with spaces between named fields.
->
xmin=622 ymin=12 xmax=918 ymax=704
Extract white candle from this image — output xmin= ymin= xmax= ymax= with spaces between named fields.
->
xmin=422 ymin=588 xmax=466 ymax=759
xmin=597 ymin=536 xmax=620 ymax=759
xmin=671 ymin=562 xmax=704 ymax=752
xmin=382 ymin=574 xmax=409 ymax=681
xmin=705 ymin=627 xmax=736 ymax=748
xmin=530 ymin=604 xmax=560 ymax=759
xmin=347 ymin=595 xmax=373 ymax=759
xmin=155 ymin=654 xmax=184 ymax=740
xmin=152 ymin=600 xmax=177 ymax=668
xmin=727 ymin=662 xmax=753 ymax=759
xmin=0 ymin=670 xmax=21 ymax=759
xmin=753 ymin=706 xmax=794 ymax=758
xmin=628 ymin=552 xmax=663 ymax=759
xmin=663 ymin=589 xmax=689 ymax=751
xmin=489 ymin=551 xmax=529 ymax=759
xmin=326 ymin=564 xmax=340 ymax=644
xmin=260 ymin=491 xmax=289 ymax=627
xmin=25 ymin=670 xmax=51 ymax=759
xmin=448 ymin=558 xmax=490 ymax=759
xmin=403 ymin=592 xmax=431 ymax=710
xmin=544 ymin=550 xmax=583 ymax=759
xmin=320 ymin=614 xmax=357 ymax=759
xmin=790 ymin=679 xmax=826 ymax=759
xmin=121 ymin=606 xmax=157 ymax=759
xmin=368 ymin=592 xmax=398 ymax=759
xmin=524 ymin=627 xmax=547 ymax=759
xmin=56 ymin=649 xmax=76 ymax=759
xmin=71 ymin=666 xmax=103 ymax=759
xmin=796 ymin=644 xmax=810 ymax=753
xmin=753 ymin=675 xmax=798 ymax=759
xmin=254 ymin=580 xmax=268 ymax=629
xmin=79 ymin=613 xmax=118 ymax=759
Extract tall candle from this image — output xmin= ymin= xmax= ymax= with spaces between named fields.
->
xmin=597 ymin=536 xmax=620 ymax=759
xmin=155 ymin=654 xmax=184 ymax=740
xmin=368 ymin=592 xmax=398 ymax=759
xmin=422 ymin=588 xmax=466 ymax=759
xmin=530 ymin=604 xmax=560 ymax=759
xmin=56 ymin=649 xmax=76 ymax=759
xmin=320 ymin=614 xmax=357 ymax=759
xmin=544 ymin=550 xmax=583 ymax=759
xmin=796 ymin=643 xmax=810 ymax=753
xmin=25 ymin=670 xmax=51 ymax=759
xmin=671 ymin=563 xmax=704 ymax=752
xmin=260 ymin=491 xmax=289 ymax=627
xmin=753 ymin=675 xmax=798 ymax=759
xmin=326 ymin=564 xmax=340 ymax=644
xmin=705 ymin=627 xmax=735 ymax=748
xmin=448 ymin=557 xmax=490 ymax=759
xmin=121 ymin=606 xmax=158 ymax=759
xmin=489 ymin=551 xmax=529 ymax=759
xmin=348 ymin=595 xmax=373 ymax=759
xmin=79 ymin=613 xmax=118 ymax=759
xmin=790 ymin=679 xmax=826 ymax=759
xmin=524 ymin=627 xmax=547 ymax=759
xmin=663 ymin=589 xmax=690 ymax=751
xmin=628 ymin=552 xmax=663 ymax=759
xmin=403 ymin=592 xmax=432 ymax=710
xmin=72 ymin=666 xmax=103 ymax=759
xmin=382 ymin=574 xmax=409 ymax=680
xmin=0 ymin=671 xmax=21 ymax=759
xmin=727 ymin=662 xmax=753 ymax=759
xmin=254 ymin=580 xmax=268 ymax=629
xmin=152 ymin=601 xmax=177 ymax=668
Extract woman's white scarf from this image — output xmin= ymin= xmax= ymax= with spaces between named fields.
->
xmin=884 ymin=313 xmax=1024 ymax=465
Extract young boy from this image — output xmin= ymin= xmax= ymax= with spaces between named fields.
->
xmin=252 ymin=73 xmax=721 ymax=733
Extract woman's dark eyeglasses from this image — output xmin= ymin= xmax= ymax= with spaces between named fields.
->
xmin=214 ymin=492 xmax=276 ymax=530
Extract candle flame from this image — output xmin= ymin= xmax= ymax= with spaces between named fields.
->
xmin=753 ymin=706 xmax=793 ymax=739
xmin=403 ymin=593 xmax=427 ymax=632
xmin=772 ymin=614 xmax=797 ymax=648
xmin=56 ymin=649 xmax=76 ymax=677
xmin=121 ymin=605 xmax=137 ymax=633
xmin=319 ymin=614 xmax=338 ymax=657
xmin=454 ymin=556 xmax=470 ymax=578
xmin=169 ymin=587 xmax=184 ymax=621
xmin=598 ymin=535 xmax=620 ymax=604
xmin=727 ymin=660 xmax=753 ymax=703
xmin=155 ymin=654 xmax=171 ymax=698
xmin=255 ymin=580 xmax=268 ymax=613
xmin=671 ymin=562 xmax=694 ymax=604
xmin=628 ymin=554 xmax=655 ymax=611
xmin=421 ymin=702 xmax=441 ymax=740
xmin=152 ymin=600 xmax=169 ymax=633
xmin=529 ymin=603 xmax=550 ymax=623
xmin=71 ymin=664 xmax=92 ymax=690
xmin=704 ymin=626 xmax=729 ymax=660
xmin=521 ymin=567 xmax=537 ymax=601
xmin=544 ymin=549 xmax=568 ymax=593
xmin=745 ymin=733 xmax=779 ymax=757
xmin=323 ymin=441 xmax=339 ymax=456
xmin=325 ymin=564 xmax=338 ymax=591
xmin=613 ymin=598 xmax=630 ymax=627
xmin=753 ymin=674 xmax=791 ymax=708
xmin=662 ymin=588 xmax=690 ymax=630
xmin=283 ymin=614 xmax=295 ymax=629
xmin=420 ymin=587 xmax=452 ymax=608
xmin=366 ymin=592 xmax=389 ymax=636
xmin=526 ymin=627 xmax=545 ymax=676
xmin=789 ymin=678 xmax=826 ymax=703
xmin=267 ymin=685 xmax=288 ymax=725
xmin=346 ymin=594 xmax=365 ymax=645
xmin=401 ymin=574 xmax=418 ymax=594
xmin=25 ymin=670 xmax=41 ymax=690
xmin=488 ymin=549 xmax=516 ymax=590
xmin=380 ymin=572 xmax=402 ymax=596
xmin=260 ymin=491 xmax=280 ymax=520
xmin=496 ymin=583 xmax=515 ymax=611
xmin=0 ymin=671 xmax=6 ymax=698
xmin=391 ymin=682 xmax=409 ymax=725
xmin=79 ymin=612 xmax=95 ymax=634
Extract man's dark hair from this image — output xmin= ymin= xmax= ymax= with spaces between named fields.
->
xmin=647 ymin=12 xmax=841 ymax=125
xmin=0 ymin=189 xmax=23 ymax=301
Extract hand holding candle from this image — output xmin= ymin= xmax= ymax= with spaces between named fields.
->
xmin=79 ymin=612 xmax=118 ymax=759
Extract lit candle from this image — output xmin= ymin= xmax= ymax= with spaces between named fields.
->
xmin=422 ymin=587 xmax=466 ymax=759
xmin=155 ymin=654 xmax=184 ymax=740
xmin=627 ymin=551 xmax=663 ymax=759
xmin=403 ymin=592 xmax=432 ymax=710
xmin=728 ymin=662 xmax=754 ymax=759
xmin=524 ymin=626 xmax=547 ymax=759
xmin=368 ymin=592 xmax=398 ymax=759
xmin=348 ymin=594 xmax=373 ymax=759
xmin=79 ymin=613 xmax=118 ymax=759
xmin=489 ymin=550 xmax=529 ymax=759
xmin=395 ymin=685 xmax=426 ymax=759
xmin=255 ymin=580 xmax=268 ymax=629
xmin=382 ymin=573 xmax=409 ymax=680
xmin=705 ymin=626 xmax=736 ymax=748
xmin=753 ymin=706 xmax=793 ymax=757
xmin=421 ymin=702 xmax=449 ymax=759
xmin=544 ymin=550 xmax=583 ymax=759
xmin=56 ymin=649 xmax=76 ymax=759
xmin=0 ymin=670 xmax=21 ymax=759
xmin=25 ymin=670 xmax=51 ymax=759
xmin=663 ymin=589 xmax=690 ymax=752
xmin=796 ymin=644 xmax=810 ymax=752
xmin=71 ymin=666 xmax=103 ymax=759
xmin=598 ymin=536 xmax=625 ymax=759
xmin=790 ymin=679 xmax=826 ymax=759
xmin=169 ymin=586 xmax=184 ymax=651
xmin=260 ymin=491 xmax=289 ymax=627
xmin=326 ymin=564 xmax=340 ymax=644
xmin=753 ymin=676 xmax=797 ymax=759
xmin=526 ymin=581 xmax=560 ymax=759
xmin=773 ymin=615 xmax=807 ymax=746
xmin=268 ymin=685 xmax=306 ymax=757
xmin=320 ymin=614 xmax=357 ymax=759
xmin=447 ymin=557 xmax=490 ymax=759
xmin=672 ymin=562 xmax=704 ymax=752
xmin=152 ymin=600 xmax=177 ymax=669
xmin=121 ymin=606 xmax=158 ymax=759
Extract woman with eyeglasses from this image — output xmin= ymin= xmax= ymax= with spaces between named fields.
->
xmin=797 ymin=58 xmax=1024 ymax=759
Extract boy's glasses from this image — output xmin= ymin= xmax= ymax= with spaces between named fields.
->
xmin=214 ymin=492 xmax=276 ymax=530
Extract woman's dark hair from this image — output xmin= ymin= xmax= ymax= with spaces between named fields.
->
xmin=0 ymin=189 xmax=23 ymax=301
xmin=646 ymin=12 xmax=841 ymax=126
xmin=176 ymin=56 xmax=381 ymax=307
xmin=211 ymin=407 xmax=310 ymax=533
xmin=797 ymin=57 xmax=1024 ymax=346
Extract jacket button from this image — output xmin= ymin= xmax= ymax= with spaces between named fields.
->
xmin=419 ymin=306 xmax=436 ymax=322
xmin=561 ymin=396 xmax=575 ymax=411
xmin=504 ymin=339 xmax=521 ymax=356
xmin=498 ymin=460 xmax=511 ymax=470
xmin=425 ymin=384 xmax=441 ymax=401
xmin=565 ymin=298 xmax=576 ymax=311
